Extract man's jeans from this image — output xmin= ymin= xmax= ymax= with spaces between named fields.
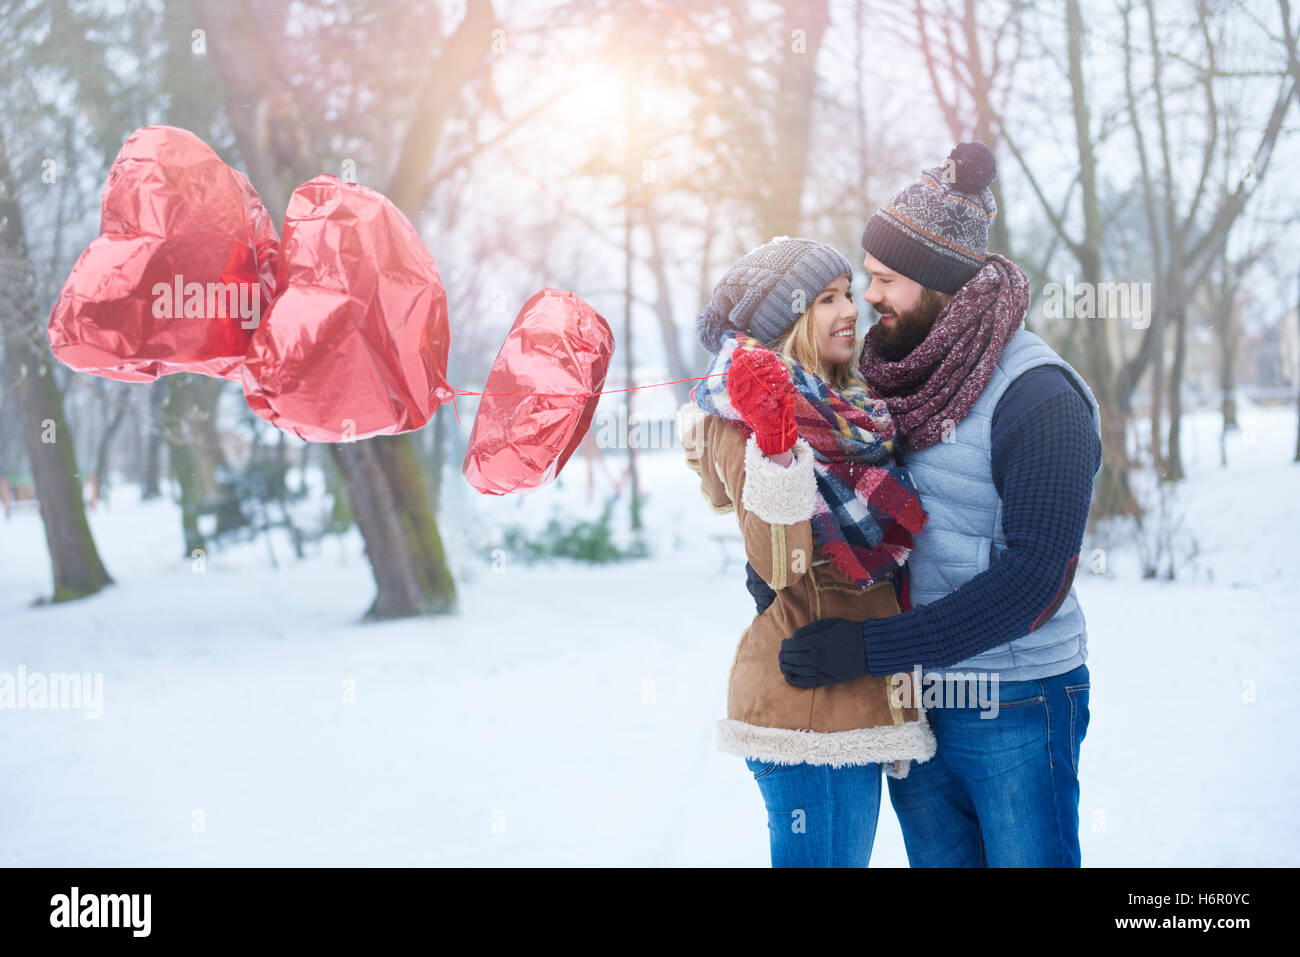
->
xmin=745 ymin=758 xmax=882 ymax=867
xmin=886 ymin=662 xmax=1091 ymax=867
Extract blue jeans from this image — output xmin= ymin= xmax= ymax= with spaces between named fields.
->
xmin=744 ymin=758 xmax=882 ymax=867
xmin=886 ymin=662 xmax=1091 ymax=867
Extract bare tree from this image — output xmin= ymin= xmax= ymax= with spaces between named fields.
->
xmin=991 ymin=0 xmax=1297 ymax=508
xmin=1205 ymin=240 xmax=1266 ymax=467
xmin=1125 ymin=0 xmax=1297 ymax=480
xmin=141 ymin=382 xmax=166 ymax=498
xmin=0 ymin=126 xmax=112 ymax=600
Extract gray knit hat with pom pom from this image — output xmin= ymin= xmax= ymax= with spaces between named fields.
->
xmin=696 ymin=236 xmax=853 ymax=355
xmin=861 ymin=141 xmax=998 ymax=295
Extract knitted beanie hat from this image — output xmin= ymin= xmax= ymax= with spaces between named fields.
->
xmin=696 ymin=236 xmax=853 ymax=355
xmin=860 ymin=142 xmax=998 ymax=295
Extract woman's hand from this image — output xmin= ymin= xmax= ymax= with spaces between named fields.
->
xmin=767 ymin=448 xmax=794 ymax=467
xmin=727 ymin=346 xmax=797 ymax=455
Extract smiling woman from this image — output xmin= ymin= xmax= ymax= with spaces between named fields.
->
xmin=773 ymin=275 xmax=865 ymax=394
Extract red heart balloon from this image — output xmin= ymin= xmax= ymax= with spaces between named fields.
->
xmin=241 ymin=175 xmax=453 ymax=442
xmin=462 ymin=288 xmax=615 ymax=495
xmin=47 ymin=125 xmax=279 ymax=382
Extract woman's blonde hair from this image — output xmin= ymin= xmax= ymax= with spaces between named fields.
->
xmin=771 ymin=301 xmax=865 ymax=396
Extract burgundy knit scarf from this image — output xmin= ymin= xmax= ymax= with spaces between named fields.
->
xmin=858 ymin=254 xmax=1030 ymax=451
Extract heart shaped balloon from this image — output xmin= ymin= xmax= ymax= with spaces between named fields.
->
xmin=463 ymin=288 xmax=615 ymax=495
xmin=48 ymin=125 xmax=279 ymax=382
xmin=241 ymin=174 xmax=453 ymax=442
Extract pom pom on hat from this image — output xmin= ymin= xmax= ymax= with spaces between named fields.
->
xmin=946 ymin=141 xmax=997 ymax=194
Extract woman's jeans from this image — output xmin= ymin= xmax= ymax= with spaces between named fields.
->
xmin=885 ymin=662 xmax=1091 ymax=867
xmin=744 ymin=758 xmax=882 ymax=867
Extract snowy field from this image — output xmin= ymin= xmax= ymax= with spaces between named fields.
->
xmin=1 ymin=403 xmax=1297 ymax=866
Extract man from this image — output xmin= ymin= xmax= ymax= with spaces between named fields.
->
xmin=768 ymin=142 xmax=1103 ymax=867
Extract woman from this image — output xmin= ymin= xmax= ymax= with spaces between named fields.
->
xmin=676 ymin=237 xmax=935 ymax=868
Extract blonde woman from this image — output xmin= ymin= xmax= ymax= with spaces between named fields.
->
xmin=676 ymin=237 xmax=934 ymax=867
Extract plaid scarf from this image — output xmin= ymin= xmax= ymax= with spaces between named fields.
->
xmin=693 ymin=332 xmax=927 ymax=587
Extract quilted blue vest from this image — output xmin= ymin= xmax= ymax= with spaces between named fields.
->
xmin=903 ymin=329 xmax=1101 ymax=680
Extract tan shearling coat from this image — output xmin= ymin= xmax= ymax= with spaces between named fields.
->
xmin=676 ymin=402 xmax=936 ymax=778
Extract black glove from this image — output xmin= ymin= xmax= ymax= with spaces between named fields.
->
xmin=779 ymin=617 xmax=868 ymax=687
xmin=745 ymin=561 xmax=776 ymax=615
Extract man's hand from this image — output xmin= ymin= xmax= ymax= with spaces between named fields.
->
xmin=779 ymin=618 xmax=868 ymax=687
xmin=745 ymin=561 xmax=776 ymax=615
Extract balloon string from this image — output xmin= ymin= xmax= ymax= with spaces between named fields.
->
xmin=445 ymin=372 xmax=725 ymax=426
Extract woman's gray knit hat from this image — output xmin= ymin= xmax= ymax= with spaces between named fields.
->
xmin=696 ymin=236 xmax=853 ymax=354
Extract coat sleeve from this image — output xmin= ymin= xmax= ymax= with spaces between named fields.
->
xmin=676 ymin=402 xmax=817 ymax=589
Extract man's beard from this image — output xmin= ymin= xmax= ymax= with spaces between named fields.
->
xmin=871 ymin=288 xmax=949 ymax=361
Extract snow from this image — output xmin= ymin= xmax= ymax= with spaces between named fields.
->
xmin=1 ymin=403 xmax=1297 ymax=865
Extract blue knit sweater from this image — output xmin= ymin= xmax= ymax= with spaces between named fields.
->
xmin=744 ymin=366 xmax=1102 ymax=674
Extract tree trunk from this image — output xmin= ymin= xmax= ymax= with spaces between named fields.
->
xmin=1216 ymin=253 xmax=1239 ymax=467
xmin=1148 ymin=319 xmax=1166 ymax=473
xmin=1066 ymin=0 xmax=1138 ymax=520
xmin=1164 ymin=302 xmax=1188 ymax=482
xmin=325 ymin=447 xmax=353 ymax=532
xmin=761 ymin=0 xmax=830 ymax=240
xmin=188 ymin=376 xmax=228 ymax=496
xmin=0 ymin=130 xmax=112 ymax=601
xmin=428 ymin=403 xmax=447 ymax=517
xmin=643 ymin=206 xmax=690 ymax=405
xmin=92 ymin=389 xmax=130 ymax=498
xmin=0 ymin=346 xmax=114 ymax=600
xmin=1067 ymin=0 xmax=1136 ymax=516
xmin=163 ymin=376 xmax=208 ymax=557
xmin=330 ymin=439 xmax=456 ymax=618
xmin=141 ymin=380 xmax=166 ymax=498
xmin=160 ymin=375 xmax=226 ymax=556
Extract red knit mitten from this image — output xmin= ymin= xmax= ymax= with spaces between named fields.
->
xmin=727 ymin=346 xmax=797 ymax=455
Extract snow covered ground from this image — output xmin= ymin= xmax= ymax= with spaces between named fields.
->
xmin=1 ymin=402 xmax=1297 ymax=866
